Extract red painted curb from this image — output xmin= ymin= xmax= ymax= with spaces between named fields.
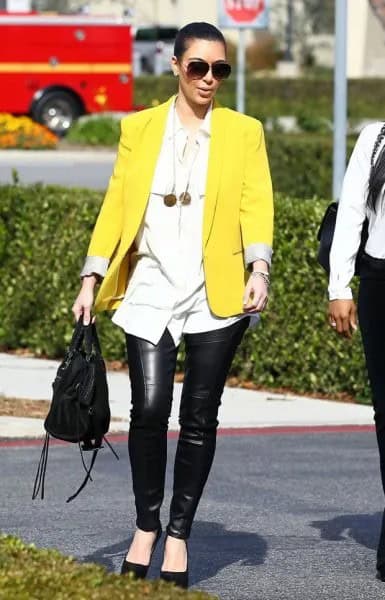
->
xmin=0 ymin=424 xmax=374 ymax=448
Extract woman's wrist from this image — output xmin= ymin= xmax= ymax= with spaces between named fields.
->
xmin=251 ymin=259 xmax=269 ymax=273
xmin=81 ymin=274 xmax=99 ymax=288
xmin=251 ymin=259 xmax=270 ymax=286
xmin=251 ymin=270 xmax=270 ymax=286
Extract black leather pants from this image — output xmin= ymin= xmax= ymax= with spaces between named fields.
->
xmin=125 ymin=318 xmax=249 ymax=540
xmin=358 ymin=275 xmax=385 ymax=571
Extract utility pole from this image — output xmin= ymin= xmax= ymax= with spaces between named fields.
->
xmin=333 ymin=0 xmax=348 ymax=200
xmin=284 ymin=0 xmax=294 ymax=61
xmin=236 ymin=28 xmax=246 ymax=114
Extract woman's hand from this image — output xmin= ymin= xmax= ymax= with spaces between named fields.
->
xmin=328 ymin=299 xmax=358 ymax=339
xmin=72 ymin=275 xmax=98 ymax=325
xmin=243 ymin=275 xmax=269 ymax=313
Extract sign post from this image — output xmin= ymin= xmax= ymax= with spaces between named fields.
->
xmin=237 ymin=28 xmax=246 ymax=113
xmin=218 ymin=1 xmax=269 ymax=113
xmin=333 ymin=0 xmax=348 ymax=200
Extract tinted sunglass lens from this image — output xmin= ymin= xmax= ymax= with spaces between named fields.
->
xmin=212 ymin=63 xmax=231 ymax=80
xmin=187 ymin=61 xmax=210 ymax=78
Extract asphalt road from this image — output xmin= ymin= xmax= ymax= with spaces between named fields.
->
xmin=0 ymin=150 xmax=114 ymax=190
xmin=1 ymin=430 xmax=385 ymax=600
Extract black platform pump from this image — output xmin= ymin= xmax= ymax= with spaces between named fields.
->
xmin=160 ymin=538 xmax=188 ymax=589
xmin=121 ymin=527 xmax=162 ymax=579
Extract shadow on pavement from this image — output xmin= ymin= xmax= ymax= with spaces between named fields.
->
xmin=310 ymin=512 xmax=383 ymax=550
xmin=81 ymin=520 xmax=268 ymax=585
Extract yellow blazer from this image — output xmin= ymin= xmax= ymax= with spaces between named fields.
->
xmin=86 ymin=96 xmax=274 ymax=317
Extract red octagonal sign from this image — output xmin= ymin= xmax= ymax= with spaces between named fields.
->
xmin=224 ymin=0 xmax=266 ymax=23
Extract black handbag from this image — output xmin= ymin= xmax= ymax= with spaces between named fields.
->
xmin=32 ymin=317 xmax=118 ymax=502
xmin=317 ymin=202 xmax=369 ymax=275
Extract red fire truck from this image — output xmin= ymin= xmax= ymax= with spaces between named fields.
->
xmin=0 ymin=12 xmax=133 ymax=135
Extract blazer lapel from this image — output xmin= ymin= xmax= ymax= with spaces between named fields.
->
xmin=203 ymin=102 xmax=226 ymax=249
xmin=131 ymin=96 xmax=175 ymax=219
xmin=126 ymin=95 xmax=226 ymax=250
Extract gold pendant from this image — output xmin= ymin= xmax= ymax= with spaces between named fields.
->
xmin=164 ymin=193 xmax=177 ymax=207
xmin=179 ymin=191 xmax=191 ymax=205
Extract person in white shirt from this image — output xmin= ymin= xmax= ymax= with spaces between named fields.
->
xmin=329 ymin=121 xmax=385 ymax=581
xmin=72 ymin=22 xmax=273 ymax=588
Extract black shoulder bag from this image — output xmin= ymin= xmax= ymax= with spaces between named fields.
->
xmin=32 ymin=317 xmax=118 ymax=503
xmin=317 ymin=202 xmax=368 ymax=275
xmin=317 ymin=125 xmax=385 ymax=274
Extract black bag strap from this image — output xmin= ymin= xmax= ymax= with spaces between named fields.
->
xmin=103 ymin=436 xmax=119 ymax=460
xmin=66 ymin=447 xmax=99 ymax=503
xmin=32 ymin=433 xmax=50 ymax=500
xmin=66 ymin=432 xmax=120 ymax=503
xmin=32 ymin=435 xmax=119 ymax=502
xmin=66 ymin=436 xmax=119 ymax=502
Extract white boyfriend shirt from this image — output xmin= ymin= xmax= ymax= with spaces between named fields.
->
xmin=111 ymin=100 xmax=257 ymax=345
xmin=329 ymin=121 xmax=385 ymax=300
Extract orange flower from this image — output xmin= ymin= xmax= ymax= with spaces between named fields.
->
xmin=0 ymin=114 xmax=58 ymax=149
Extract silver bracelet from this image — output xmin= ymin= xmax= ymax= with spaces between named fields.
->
xmin=251 ymin=270 xmax=270 ymax=286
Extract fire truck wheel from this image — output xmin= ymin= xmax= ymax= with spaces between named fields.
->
xmin=32 ymin=90 xmax=82 ymax=136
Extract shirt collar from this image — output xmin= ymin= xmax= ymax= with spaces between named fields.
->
xmin=166 ymin=97 xmax=212 ymax=140
xmin=199 ymin=103 xmax=212 ymax=137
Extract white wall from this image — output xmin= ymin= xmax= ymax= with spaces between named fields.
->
xmin=70 ymin=0 xmax=217 ymax=24
xmin=363 ymin=3 xmax=385 ymax=77
xmin=6 ymin=0 xmax=31 ymax=9
xmin=133 ymin=0 xmax=216 ymax=27
xmin=347 ymin=0 xmax=368 ymax=78
xmin=347 ymin=0 xmax=385 ymax=78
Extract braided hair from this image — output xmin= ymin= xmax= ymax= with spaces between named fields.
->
xmin=367 ymin=123 xmax=385 ymax=212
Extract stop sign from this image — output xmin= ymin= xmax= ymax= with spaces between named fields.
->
xmin=224 ymin=0 xmax=265 ymax=23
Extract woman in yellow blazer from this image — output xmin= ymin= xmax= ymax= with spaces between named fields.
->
xmin=73 ymin=22 xmax=273 ymax=589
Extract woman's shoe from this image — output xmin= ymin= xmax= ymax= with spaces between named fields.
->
xmin=121 ymin=526 xmax=162 ymax=578
xmin=160 ymin=568 xmax=189 ymax=589
xmin=160 ymin=539 xmax=189 ymax=589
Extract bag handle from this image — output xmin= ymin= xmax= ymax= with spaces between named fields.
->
xmin=82 ymin=322 xmax=102 ymax=357
xmin=68 ymin=316 xmax=86 ymax=354
xmin=68 ymin=316 xmax=103 ymax=358
xmin=67 ymin=317 xmax=91 ymax=357
xmin=91 ymin=323 xmax=102 ymax=355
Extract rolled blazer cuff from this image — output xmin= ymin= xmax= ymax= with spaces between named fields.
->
xmin=244 ymin=243 xmax=272 ymax=268
xmin=80 ymin=256 xmax=109 ymax=279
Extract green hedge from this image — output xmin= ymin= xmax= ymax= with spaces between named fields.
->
xmin=0 ymin=535 xmax=213 ymax=599
xmin=134 ymin=76 xmax=385 ymax=122
xmin=66 ymin=116 xmax=121 ymax=147
xmin=0 ymin=183 xmax=369 ymax=401
xmin=268 ymin=134 xmax=355 ymax=199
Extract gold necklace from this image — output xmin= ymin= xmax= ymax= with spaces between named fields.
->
xmin=163 ymin=105 xmax=199 ymax=207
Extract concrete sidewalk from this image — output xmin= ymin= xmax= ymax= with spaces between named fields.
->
xmin=0 ymin=352 xmax=374 ymax=438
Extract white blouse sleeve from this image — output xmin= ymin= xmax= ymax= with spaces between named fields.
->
xmin=328 ymin=126 xmax=373 ymax=300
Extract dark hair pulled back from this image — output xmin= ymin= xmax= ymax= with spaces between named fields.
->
xmin=368 ymin=123 xmax=385 ymax=213
xmin=174 ymin=22 xmax=227 ymax=60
